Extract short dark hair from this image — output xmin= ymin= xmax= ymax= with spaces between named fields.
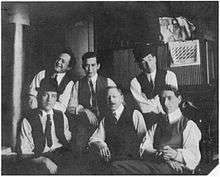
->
xmin=59 ymin=48 xmax=76 ymax=68
xmin=159 ymin=84 xmax=180 ymax=97
xmin=82 ymin=52 xmax=100 ymax=66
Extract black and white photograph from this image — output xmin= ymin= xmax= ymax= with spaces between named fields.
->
xmin=1 ymin=0 xmax=219 ymax=175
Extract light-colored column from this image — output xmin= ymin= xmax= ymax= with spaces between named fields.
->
xmin=8 ymin=3 xmax=30 ymax=150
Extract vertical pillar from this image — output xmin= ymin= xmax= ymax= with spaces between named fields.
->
xmin=8 ymin=3 xmax=30 ymax=150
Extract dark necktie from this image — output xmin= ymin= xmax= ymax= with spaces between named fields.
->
xmin=52 ymin=73 xmax=58 ymax=85
xmin=45 ymin=114 xmax=52 ymax=148
xmin=112 ymin=112 xmax=118 ymax=124
xmin=149 ymin=76 xmax=154 ymax=91
xmin=89 ymin=80 xmax=98 ymax=114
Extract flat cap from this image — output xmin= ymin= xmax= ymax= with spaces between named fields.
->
xmin=133 ymin=44 xmax=157 ymax=62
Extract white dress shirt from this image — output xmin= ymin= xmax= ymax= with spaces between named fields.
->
xmin=130 ymin=70 xmax=178 ymax=113
xmin=67 ymin=73 xmax=116 ymax=114
xmin=140 ymin=108 xmax=201 ymax=170
xmin=29 ymin=70 xmax=74 ymax=112
xmin=20 ymin=109 xmax=71 ymax=154
xmin=89 ymin=104 xmax=147 ymax=148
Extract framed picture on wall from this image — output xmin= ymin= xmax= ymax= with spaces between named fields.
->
xmin=169 ymin=40 xmax=201 ymax=67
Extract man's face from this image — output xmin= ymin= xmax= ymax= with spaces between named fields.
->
xmin=138 ymin=54 xmax=156 ymax=73
xmin=106 ymin=88 xmax=123 ymax=112
xmin=83 ymin=57 xmax=100 ymax=78
xmin=159 ymin=90 xmax=181 ymax=114
xmin=39 ymin=91 xmax=57 ymax=112
xmin=54 ymin=53 xmax=71 ymax=73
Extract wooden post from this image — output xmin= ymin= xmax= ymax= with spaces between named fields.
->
xmin=8 ymin=3 xmax=30 ymax=150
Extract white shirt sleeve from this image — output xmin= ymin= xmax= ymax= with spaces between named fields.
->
xmin=139 ymin=124 xmax=157 ymax=156
xmin=89 ymin=118 xmax=107 ymax=147
xmin=132 ymin=110 xmax=147 ymax=138
xmin=20 ymin=118 xmax=35 ymax=154
xmin=54 ymin=81 xmax=74 ymax=112
xmin=176 ymin=120 xmax=201 ymax=170
xmin=107 ymin=78 xmax=116 ymax=86
xmin=67 ymin=81 xmax=82 ymax=114
xmin=63 ymin=113 xmax=72 ymax=141
xmin=165 ymin=71 xmax=178 ymax=89
xmin=29 ymin=70 xmax=46 ymax=97
xmin=130 ymin=78 xmax=160 ymax=113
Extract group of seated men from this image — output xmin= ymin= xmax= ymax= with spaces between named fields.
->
xmin=17 ymin=44 xmax=201 ymax=174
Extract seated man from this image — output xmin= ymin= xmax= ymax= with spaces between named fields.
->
xmin=18 ymin=78 xmax=75 ymax=174
xmin=67 ymin=52 xmax=116 ymax=152
xmin=131 ymin=44 xmax=178 ymax=128
xmin=28 ymin=48 xmax=76 ymax=112
xmin=88 ymin=86 xmax=146 ymax=172
xmin=111 ymin=85 xmax=201 ymax=174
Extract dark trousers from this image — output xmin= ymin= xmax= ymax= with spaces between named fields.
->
xmin=16 ymin=147 xmax=80 ymax=175
xmin=67 ymin=112 xmax=98 ymax=153
xmin=111 ymin=159 xmax=175 ymax=174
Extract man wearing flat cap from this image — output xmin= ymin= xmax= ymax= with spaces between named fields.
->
xmin=131 ymin=44 xmax=178 ymax=128
xmin=18 ymin=78 xmax=77 ymax=174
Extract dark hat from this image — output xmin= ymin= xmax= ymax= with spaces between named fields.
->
xmin=36 ymin=78 xmax=58 ymax=92
xmin=133 ymin=44 xmax=157 ymax=62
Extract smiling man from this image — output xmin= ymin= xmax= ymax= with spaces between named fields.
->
xmin=28 ymin=48 xmax=76 ymax=112
xmin=67 ymin=52 xmax=116 ymax=153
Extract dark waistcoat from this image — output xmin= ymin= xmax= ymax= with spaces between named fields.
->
xmin=45 ymin=69 xmax=72 ymax=96
xmin=104 ymin=106 xmax=141 ymax=161
xmin=26 ymin=109 xmax=69 ymax=155
xmin=153 ymin=116 xmax=189 ymax=150
xmin=78 ymin=75 xmax=107 ymax=118
xmin=136 ymin=69 xmax=167 ymax=99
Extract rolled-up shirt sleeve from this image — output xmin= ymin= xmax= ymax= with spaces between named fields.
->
xmin=165 ymin=71 xmax=178 ymax=89
xmin=176 ymin=120 xmax=201 ymax=170
xmin=20 ymin=118 xmax=35 ymax=154
xmin=130 ymin=78 xmax=160 ymax=113
xmin=29 ymin=70 xmax=46 ymax=97
xmin=63 ymin=113 xmax=72 ymax=141
xmin=132 ymin=110 xmax=147 ymax=138
xmin=54 ymin=81 xmax=74 ymax=112
xmin=89 ymin=118 xmax=107 ymax=147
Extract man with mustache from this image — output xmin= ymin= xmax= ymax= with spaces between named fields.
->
xmin=88 ymin=86 xmax=146 ymax=173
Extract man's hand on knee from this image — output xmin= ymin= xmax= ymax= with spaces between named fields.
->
xmin=42 ymin=157 xmax=58 ymax=174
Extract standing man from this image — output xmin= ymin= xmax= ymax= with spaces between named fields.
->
xmin=28 ymin=48 xmax=76 ymax=112
xmin=19 ymin=78 xmax=74 ymax=174
xmin=111 ymin=85 xmax=201 ymax=174
xmin=67 ymin=52 xmax=116 ymax=152
xmin=131 ymin=44 xmax=178 ymax=127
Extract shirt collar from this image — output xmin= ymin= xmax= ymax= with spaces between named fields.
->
xmin=146 ymin=69 xmax=156 ymax=82
xmin=167 ymin=108 xmax=182 ymax=124
xmin=40 ymin=109 xmax=54 ymax=117
xmin=57 ymin=72 xmax=65 ymax=77
xmin=88 ymin=73 xmax=98 ymax=83
xmin=113 ymin=104 xmax=124 ymax=120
